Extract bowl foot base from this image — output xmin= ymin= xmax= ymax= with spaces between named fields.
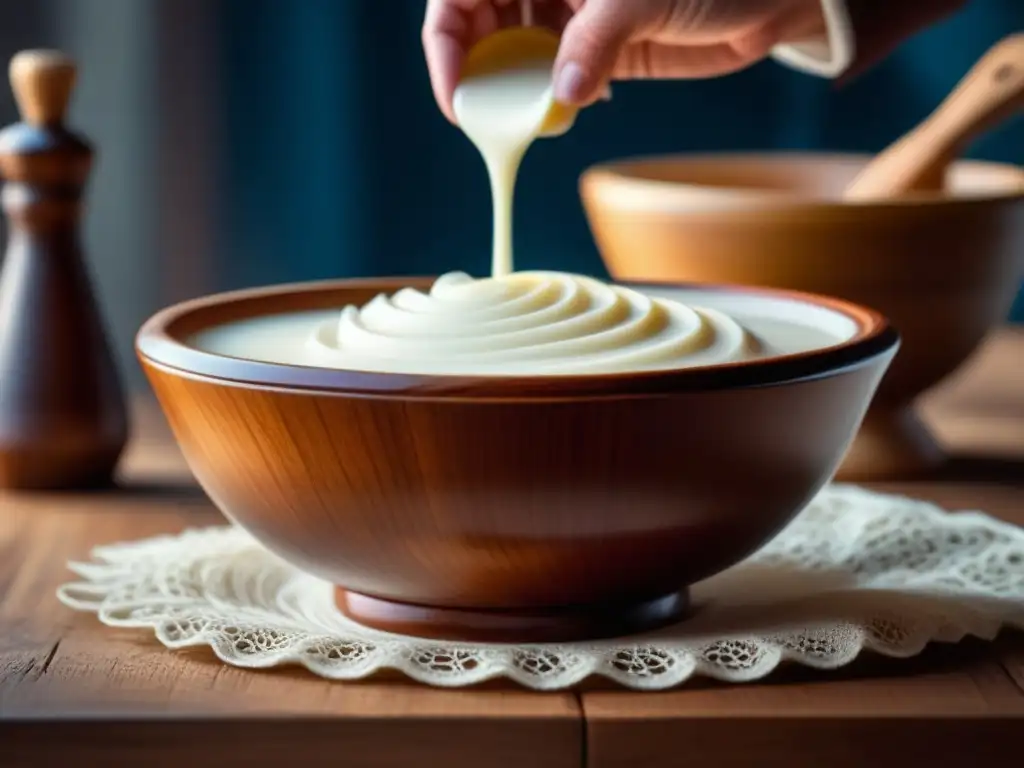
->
xmin=837 ymin=406 xmax=945 ymax=481
xmin=335 ymin=587 xmax=691 ymax=643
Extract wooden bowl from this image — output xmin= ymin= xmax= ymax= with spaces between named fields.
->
xmin=581 ymin=153 xmax=1024 ymax=481
xmin=136 ymin=277 xmax=898 ymax=643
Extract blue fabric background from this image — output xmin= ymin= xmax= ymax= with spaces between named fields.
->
xmin=215 ymin=0 xmax=1024 ymax=322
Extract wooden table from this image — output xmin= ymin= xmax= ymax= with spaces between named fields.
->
xmin=2 ymin=328 xmax=1023 ymax=768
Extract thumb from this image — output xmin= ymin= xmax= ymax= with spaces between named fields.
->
xmin=553 ymin=0 xmax=645 ymax=106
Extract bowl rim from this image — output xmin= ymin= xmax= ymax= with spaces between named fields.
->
xmin=136 ymin=276 xmax=900 ymax=401
xmin=580 ymin=151 xmax=1024 ymax=209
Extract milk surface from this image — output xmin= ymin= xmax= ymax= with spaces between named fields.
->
xmin=188 ymin=278 xmax=855 ymax=376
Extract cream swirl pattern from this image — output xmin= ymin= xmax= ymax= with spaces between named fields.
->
xmin=306 ymin=271 xmax=766 ymax=375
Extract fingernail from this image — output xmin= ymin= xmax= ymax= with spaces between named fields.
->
xmin=554 ymin=61 xmax=586 ymax=104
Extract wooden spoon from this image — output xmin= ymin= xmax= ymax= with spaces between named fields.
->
xmin=845 ymin=33 xmax=1024 ymax=201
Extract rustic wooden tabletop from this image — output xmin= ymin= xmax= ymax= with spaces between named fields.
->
xmin=2 ymin=328 xmax=1023 ymax=768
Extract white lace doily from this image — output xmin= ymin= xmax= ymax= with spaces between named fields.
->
xmin=57 ymin=484 xmax=1024 ymax=690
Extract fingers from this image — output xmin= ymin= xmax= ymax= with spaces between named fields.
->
xmin=424 ymin=0 xmax=521 ymax=123
xmin=613 ymin=38 xmax=771 ymax=81
xmin=553 ymin=0 xmax=646 ymax=106
xmin=422 ymin=0 xmax=474 ymax=123
xmin=425 ymin=0 xmax=787 ymax=120
xmin=552 ymin=0 xmax=794 ymax=92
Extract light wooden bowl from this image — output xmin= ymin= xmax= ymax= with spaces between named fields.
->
xmin=581 ymin=153 xmax=1024 ymax=480
xmin=137 ymin=276 xmax=898 ymax=643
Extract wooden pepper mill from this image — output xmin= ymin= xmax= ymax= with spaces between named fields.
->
xmin=0 ymin=50 xmax=128 ymax=490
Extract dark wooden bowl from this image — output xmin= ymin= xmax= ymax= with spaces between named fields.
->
xmin=581 ymin=153 xmax=1024 ymax=481
xmin=136 ymin=277 xmax=898 ymax=643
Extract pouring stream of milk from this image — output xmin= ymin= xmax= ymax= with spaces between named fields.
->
xmin=453 ymin=26 xmax=576 ymax=278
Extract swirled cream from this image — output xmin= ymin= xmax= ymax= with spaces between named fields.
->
xmin=187 ymin=279 xmax=855 ymax=374
xmin=306 ymin=271 xmax=765 ymax=375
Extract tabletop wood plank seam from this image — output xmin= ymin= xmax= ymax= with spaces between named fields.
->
xmin=0 ymin=643 xmax=57 ymax=708
xmin=995 ymin=637 xmax=1024 ymax=696
xmin=573 ymin=690 xmax=589 ymax=767
xmin=991 ymin=656 xmax=1024 ymax=703
xmin=996 ymin=657 xmax=1024 ymax=693
xmin=34 ymin=639 xmax=60 ymax=679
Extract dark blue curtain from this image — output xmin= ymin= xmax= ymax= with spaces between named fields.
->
xmin=216 ymin=0 xmax=1024 ymax=321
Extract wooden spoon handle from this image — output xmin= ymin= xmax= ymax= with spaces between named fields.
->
xmin=845 ymin=33 xmax=1024 ymax=201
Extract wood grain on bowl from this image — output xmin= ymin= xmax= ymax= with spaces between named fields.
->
xmin=137 ymin=278 xmax=898 ymax=643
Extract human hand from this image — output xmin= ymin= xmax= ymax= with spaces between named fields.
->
xmin=422 ymin=0 xmax=828 ymax=122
